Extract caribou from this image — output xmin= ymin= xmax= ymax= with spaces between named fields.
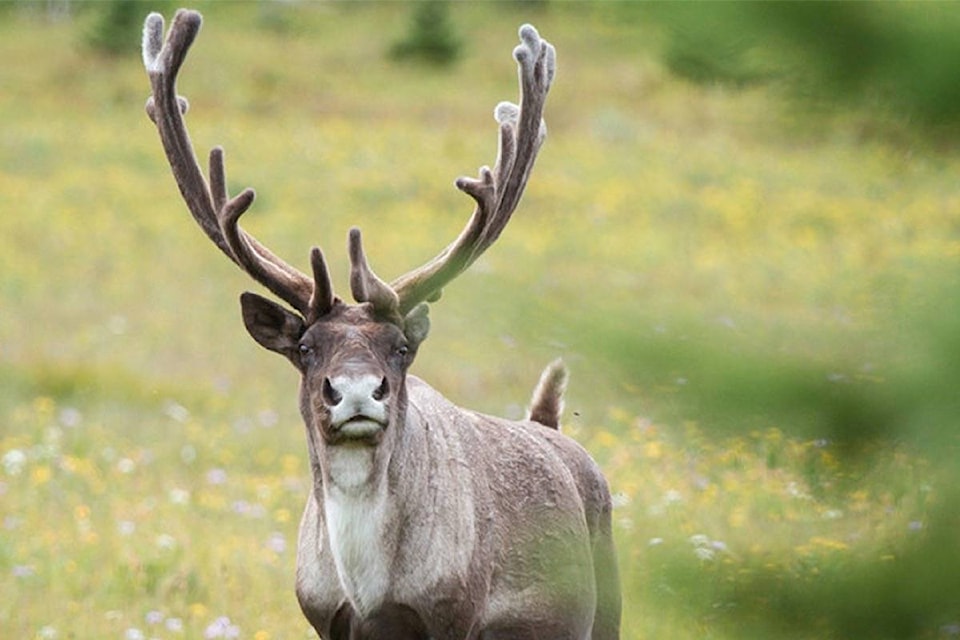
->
xmin=142 ymin=10 xmax=620 ymax=639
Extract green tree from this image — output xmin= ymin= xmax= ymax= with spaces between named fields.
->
xmin=390 ymin=0 xmax=462 ymax=66
xmin=86 ymin=0 xmax=149 ymax=56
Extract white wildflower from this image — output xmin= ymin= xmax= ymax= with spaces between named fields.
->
xmin=2 ymin=449 xmax=26 ymax=476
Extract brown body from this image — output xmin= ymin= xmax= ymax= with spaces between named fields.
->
xmin=295 ymin=375 xmax=616 ymax=638
xmin=143 ymin=10 xmax=620 ymax=639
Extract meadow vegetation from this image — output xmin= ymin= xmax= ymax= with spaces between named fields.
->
xmin=1 ymin=2 xmax=959 ymax=639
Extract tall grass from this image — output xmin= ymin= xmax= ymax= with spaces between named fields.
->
xmin=2 ymin=3 xmax=958 ymax=638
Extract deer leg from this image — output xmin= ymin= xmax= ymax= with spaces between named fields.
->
xmin=328 ymin=602 xmax=430 ymax=640
xmin=328 ymin=603 xmax=355 ymax=640
xmin=356 ymin=604 xmax=430 ymax=639
xmin=480 ymin=624 xmax=588 ymax=640
xmin=591 ymin=531 xmax=622 ymax=640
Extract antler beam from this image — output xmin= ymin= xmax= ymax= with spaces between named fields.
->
xmin=142 ymin=10 xmax=330 ymax=320
xmin=144 ymin=11 xmax=554 ymax=323
xmin=383 ymin=24 xmax=556 ymax=316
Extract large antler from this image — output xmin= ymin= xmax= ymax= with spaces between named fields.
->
xmin=144 ymin=10 xmax=554 ymax=323
xmin=142 ymin=10 xmax=333 ymax=321
xmin=376 ymin=24 xmax=556 ymax=316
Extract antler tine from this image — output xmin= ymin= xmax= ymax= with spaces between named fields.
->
xmin=349 ymin=228 xmax=402 ymax=320
xmin=307 ymin=247 xmax=335 ymax=322
xmin=143 ymin=10 xmax=317 ymax=318
xmin=388 ymin=24 xmax=556 ymax=316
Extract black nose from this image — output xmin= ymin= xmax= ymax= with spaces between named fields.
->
xmin=372 ymin=377 xmax=389 ymax=401
xmin=322 ymin=377 xmax=343 ymax=406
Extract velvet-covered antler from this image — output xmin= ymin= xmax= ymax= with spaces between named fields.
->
xmin=142 ymin=10 xmax=333 ymax=321
xmin=144 ymin=11 xmax=554 ymax=323
xmin=377 ymin=24 xmax=557 ymax=316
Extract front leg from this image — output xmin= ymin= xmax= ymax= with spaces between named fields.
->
xmin=329 ymin=602 xmax=429 ymax=640
xmin=480 ymin=624 xmax=587 ymax=640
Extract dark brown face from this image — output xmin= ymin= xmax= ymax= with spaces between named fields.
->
xmin=238 ymin=293 xmax=430 ymax=447
xmin=296 ymin=305 xmax=413 ymax=445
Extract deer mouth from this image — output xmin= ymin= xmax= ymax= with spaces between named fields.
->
xmin=330 ymin=415 xmax=386 ymax=443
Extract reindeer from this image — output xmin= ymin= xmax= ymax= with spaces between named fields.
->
xmin=142 ymin=10 xmax=620 ymax=639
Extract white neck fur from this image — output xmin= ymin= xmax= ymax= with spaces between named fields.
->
xmin=322 ymin=444 xmax=391 ymax=617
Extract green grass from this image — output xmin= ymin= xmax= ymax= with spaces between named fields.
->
xmin=2 ymin=2 xmax=959 ymax=638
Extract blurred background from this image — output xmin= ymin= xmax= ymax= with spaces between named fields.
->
xmin=2 ymin=1 xmax=959 ymax=638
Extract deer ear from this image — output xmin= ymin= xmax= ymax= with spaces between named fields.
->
xmin=240 ymin=292 xmax=305 ymax=358
xmin=403 ymin=303 xmax=430 ymax=351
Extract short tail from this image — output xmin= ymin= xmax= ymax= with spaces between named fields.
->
xmin=526 ymin=358 xmax=568 ymax=430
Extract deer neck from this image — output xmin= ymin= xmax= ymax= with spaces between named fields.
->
xmin=316 ymin=403 xmax=424 ymax=617
xmin=321 ymin=451 xmax=391 ymax=617
xmin=323 ymin=441 xmax=382 ymax=493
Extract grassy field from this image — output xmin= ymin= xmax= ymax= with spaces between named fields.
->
xmin=2 ymin=2 xmax=959 ymax=638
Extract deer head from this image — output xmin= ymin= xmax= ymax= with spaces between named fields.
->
xmin=142 ymin=10 xmax=555 ymax=459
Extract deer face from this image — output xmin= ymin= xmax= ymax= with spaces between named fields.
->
xmin=239 ymin=292 xmax=430 ymax=447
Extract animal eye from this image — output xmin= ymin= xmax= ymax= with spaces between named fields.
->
xmin=298 ymin=344 xmax=313 ymax=357
xmin=395 ymin=345 xmax=409 ymax=358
